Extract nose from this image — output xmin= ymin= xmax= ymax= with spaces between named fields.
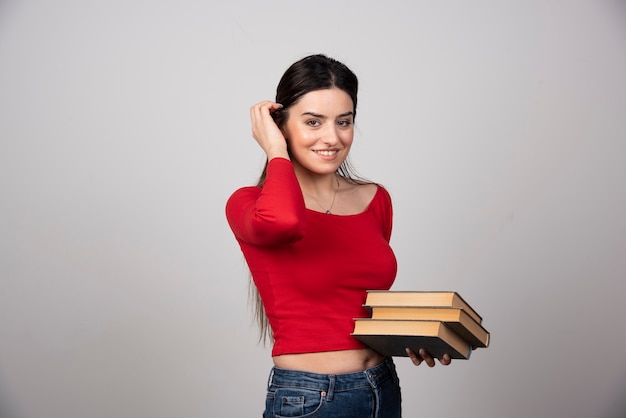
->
xmin=321 ymin=124 xmax=340 ymax=145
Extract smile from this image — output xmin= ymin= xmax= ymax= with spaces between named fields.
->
xmin=313 ymin=150 xmax=338 ymax=156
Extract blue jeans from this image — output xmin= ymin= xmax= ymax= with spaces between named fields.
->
xmin=263 ymin=357 xmax=402 ymax=418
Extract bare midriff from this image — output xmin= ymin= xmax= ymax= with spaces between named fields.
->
xmin=273 ymin=348 xmax=386 ymax=375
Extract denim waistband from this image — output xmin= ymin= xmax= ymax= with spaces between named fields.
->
xmin=267 ymin=357 xmax=396 ymax=400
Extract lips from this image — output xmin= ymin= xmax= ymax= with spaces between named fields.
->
xmin=313 ymin=149 xmax=339 ymax=156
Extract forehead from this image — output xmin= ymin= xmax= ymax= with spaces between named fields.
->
xmin=294 ymin=88 xmax=354 ymax=113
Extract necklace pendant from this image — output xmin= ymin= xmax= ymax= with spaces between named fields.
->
xmin=325 ymin=210 xmax=331 ymax=214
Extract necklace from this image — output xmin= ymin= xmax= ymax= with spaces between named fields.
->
xmin=307 ymin=175 xmax=340 ymax=214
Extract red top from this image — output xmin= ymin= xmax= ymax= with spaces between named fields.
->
xmin=225 ymin=158 xmax=397 ymax=356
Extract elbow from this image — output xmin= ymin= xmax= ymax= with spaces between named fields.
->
xmin=278 ymin=213 xmax=306 ymax=241
xmin=265 ymin=213 xmax=305 ymax=244
xmin=249 ymin=212 xmax=305 ymax=246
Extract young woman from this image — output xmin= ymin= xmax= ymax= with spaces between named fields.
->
xmin=226 ymin=54 xmax=451 ymax=418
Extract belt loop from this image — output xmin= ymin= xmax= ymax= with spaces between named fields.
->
xmin=267 ymin=368 xmax=275 ymax=389
xmin=325 ymin=375 xmax=336 ymax=402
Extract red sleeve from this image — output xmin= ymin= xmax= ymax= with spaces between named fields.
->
xmin=374 ymin=185 xmax=393 ymax=242
xmin=225 ymin=158 xmax=306 ymax=246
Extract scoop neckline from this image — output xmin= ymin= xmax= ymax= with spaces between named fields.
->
xmin=305 ymin=185 xmax=381 ymax=217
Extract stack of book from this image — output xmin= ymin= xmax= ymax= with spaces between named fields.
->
xmin=352 ymin=290 xmax=490 ymax=360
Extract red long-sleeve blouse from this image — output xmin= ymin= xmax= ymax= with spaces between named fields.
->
xmin=225 ymin=158 xmax=397 ymax=356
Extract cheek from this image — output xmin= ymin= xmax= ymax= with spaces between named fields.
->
xmin=283 ymin=124 xmax=303 ymax=141
xmin=341 ymin=131 xmax=354 ymax=147
xmin=289 ymin=130 xmax=317 ymax=145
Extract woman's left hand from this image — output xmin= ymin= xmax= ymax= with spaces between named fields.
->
xmin=406 ymin=348 xmax=452 ymax=367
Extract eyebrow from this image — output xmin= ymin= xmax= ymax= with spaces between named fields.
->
xmin=301 ymin=111 xmax=354 ymax=119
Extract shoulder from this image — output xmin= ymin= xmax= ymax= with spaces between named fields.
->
xmin=370 ymin=183 xmax=392 ymax=211
xmin=335 ymin=179 xmax=392 ymax=215
xmin=355 ymin=182 xmax=380 ymax=204
xmin=369 ymin=184 xmax=393 ymax=240
xmin=353 ymin=182 xmax=392 ymax=206
xmin=334 ymin=180 xmax=374 ymax=214
xmin=228 ymin=185 xmax=261 ymax=200
xmin=372 ymin=183 xmax=391 ymax=199
xmin=225 ymin=185 xmax=261 ymax=211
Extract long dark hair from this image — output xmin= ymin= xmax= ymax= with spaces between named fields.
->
xmin=251 ymin=54 xmax=367 ymax=343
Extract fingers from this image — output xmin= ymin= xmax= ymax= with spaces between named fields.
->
xmin=406 ymin=348 xmax=453 ymax=367
xmin=249 ymin=101 xmax=288 ymax=159
xmin=406 ymin=348 xmax=423 ymax=366
xmin=440 ymin=353 xmax=452 ymax=366
xmin=250 ymin=101 xmax=283 ymax=123
xmin=250 ymin=101 xmax=283 ymax=126
xmin=418 ymin=348 xmax=436 ymax=367
xmin=251 ymin=100 xmax=283 ymax=112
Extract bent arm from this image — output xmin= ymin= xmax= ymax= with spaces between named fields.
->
xmin=226 ymin=158 xmax=306 ymax=246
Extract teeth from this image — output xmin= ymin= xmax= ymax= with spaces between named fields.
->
xmin=316 ymin=150 xmax=337 ymax=156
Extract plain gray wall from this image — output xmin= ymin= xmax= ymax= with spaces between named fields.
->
xmin=1 ymin=1 xmax=625 ymax=417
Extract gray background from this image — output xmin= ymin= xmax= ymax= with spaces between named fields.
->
xmin=1 ymin=1 xmax=625 ymax=417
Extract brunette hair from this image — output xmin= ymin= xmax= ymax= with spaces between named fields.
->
xmin=251 ymin=54 xmax=367 ymax=343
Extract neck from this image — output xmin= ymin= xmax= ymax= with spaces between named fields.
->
xmin=293 ymin=165 xmax=341 ymax=214
xmin=292 ymin=164 xmax=338 ymax=194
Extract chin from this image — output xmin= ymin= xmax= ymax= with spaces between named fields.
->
xmin=311 ymin=163 xmax=343 ymax=175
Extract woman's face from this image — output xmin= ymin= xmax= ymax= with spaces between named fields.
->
xmin=281 ymin=88 xmax=354 ymax=176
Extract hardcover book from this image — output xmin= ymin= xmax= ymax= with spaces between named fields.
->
xmin=352 ymin=319 xmax=472 ymax=359
xmin=369 ymin=306 xmax=489 ymax=348
xmin=364 ymin=290 xmax=483 ymax=324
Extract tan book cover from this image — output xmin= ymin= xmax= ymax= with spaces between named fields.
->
xmin=365 ymin=291 xmax=483 ymax=324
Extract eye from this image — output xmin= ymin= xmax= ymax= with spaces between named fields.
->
xmin=337 ymin=119 xmax=353 ymax=128
xmin=306 ymin=119 xmax=321 ymax=127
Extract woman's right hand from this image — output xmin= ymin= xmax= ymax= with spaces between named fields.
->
xmin=250 ymin=101 xmax=289 ymax=160
xmin=406 ymin=348 xmax=452 ymax=367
